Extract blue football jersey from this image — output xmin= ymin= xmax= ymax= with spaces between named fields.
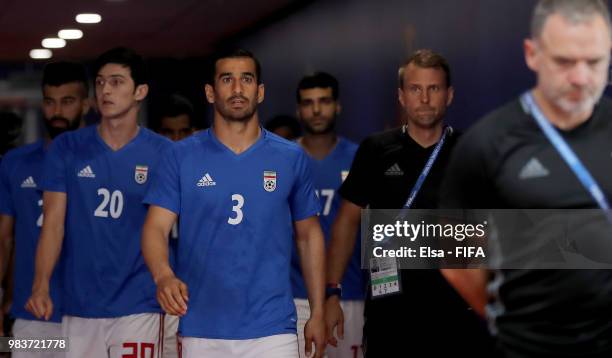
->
xmin=0 ymin=141 xmax=62 ymax=322
xmin=144 ymin=128 xmax=320 ymax=339
xmin=291 ymin=138 xmax=365 ymax=300
xmin=42 ymin=125 xmax=169 ymax=318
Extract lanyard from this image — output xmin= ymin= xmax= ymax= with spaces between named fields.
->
xmin=521 ymin=91 xmax=610 ymax=210
xmin=379 ymin=125 xmax=451 ymax=269
xmin=402 ymin=125 xmax=452 ymax=210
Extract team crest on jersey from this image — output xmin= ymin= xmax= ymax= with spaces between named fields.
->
xmin=135 ymin=165 xmax=148 ymax=184
xmin=263 ymin=170 xmax=277 ymax=192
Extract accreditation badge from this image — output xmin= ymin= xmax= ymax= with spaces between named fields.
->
xmin=370 ymin=257 xmax=401 ymax=298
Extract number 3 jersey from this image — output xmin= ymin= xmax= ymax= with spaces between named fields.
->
xmin=143 ymin=128 xmax=320 ymax=339
xmin=0 ymin=141 xmax=62 ymax=322
xmin=43 ymin=125 xmax=170 ymax=318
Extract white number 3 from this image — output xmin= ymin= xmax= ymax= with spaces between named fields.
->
xmin=36 ymin=199 xmax=43 ymax=227
xmin=228 ymin=194 xmax=244 ymax=225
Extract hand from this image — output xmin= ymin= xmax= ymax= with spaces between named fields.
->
xmin=324 ymin=295 xmax=344 ymax=347
xmin=25 ymin=289 xmax=53 ymax=321
xmin=156 ymin=274 xmax=189 ymax=316
xmin=304 ymin=312 xmax=326 ymax=358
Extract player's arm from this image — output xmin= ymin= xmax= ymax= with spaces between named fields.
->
xmin=324 ymin=199 xmax=361 ymax=346
xmin=27 ymin=191 xmax=66 ymax=320
xmin=294 ymin=215 xmax=326 ymax=358
xmin=141 ymin=205 xmax=188 ymax=316
xmin=438 ymin=133 xmax=491 ymax=318
xmin=0 ymin=214 xmax=14 ymax=336
xmin=440 ymin=269 xmax=487 ymax=317
xmin=0 ymin=215 xmax=13 ymax=292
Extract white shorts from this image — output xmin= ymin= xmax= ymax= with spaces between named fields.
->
xmin=12 ymin=319 xmax=64 ymax=358
xmin=180 ymin=334 xmax=298 ymax=358
xmin=162 ymin=315 xmax=179 ymax=358
xmin=295 ymin=298 xmax=364 ymax=358
xmin=62 ymin=313 xmax=163 ymax=358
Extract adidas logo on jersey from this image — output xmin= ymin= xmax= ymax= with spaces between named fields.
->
xmin=385 ymin=163 xmax=404 ymax=176
xmin=519 ymin=157 xmax=549 ymax=179
xmin=20 ymin=176 xmax=37 ymax=188
xmin=77 ymin=165 xmax=96 ymax=178
xmin=197 ymin=173 xmax=216 ymax=187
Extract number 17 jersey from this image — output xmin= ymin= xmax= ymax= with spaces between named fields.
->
xmin=143 ymin=128 xmax=320 ymax=339
xmin=42 ymin=125 xmax=170 ymax=318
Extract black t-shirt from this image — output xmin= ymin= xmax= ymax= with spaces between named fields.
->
xmin=441 ymin=97 xmax=612 ymax=357
xmin=340 ymin=127 xmax=455 ymax=210
xmin=340 ymin=127 xmax=492 ymax=356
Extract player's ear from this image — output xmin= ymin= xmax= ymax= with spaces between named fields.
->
xmin=446 ymin=86 xmax=454 ymax=107
xmin=398 ymin=87 xmax=406 ymax=108
xmin=335 ymin=101 xmax=342 ymax=115
xmin=257 ymin=83 xmax=265 ymax=104
xmin=205 ymin=84 xmax=215 ymax=104
xmin=80 ymin=97 xmax=91 ymax=116
xmin=134 ymin=84 xmax=149 ymax=101
xmin=524 ymin=38 xmax=538 ymax=71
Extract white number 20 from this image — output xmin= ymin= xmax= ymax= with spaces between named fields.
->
xmin=227 ymin=194 xmax=244 ymax=225
xmin=94 ymin=188 xmax=124 ymax=219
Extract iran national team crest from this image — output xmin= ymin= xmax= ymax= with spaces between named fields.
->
xmin=135 ymin=165 xmax=148 ymax=184
xmin=263 ymin=170 xmax=277 ymax=192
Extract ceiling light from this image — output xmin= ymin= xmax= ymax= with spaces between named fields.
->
xmin=42 ymin=38 xmax=66 ymax=49
xmin=29 ymin=49 xmax=52 ymax=59
xmin=58 ymin=29 xmax=83 ymax=40
xmin=76 ymin=13 xmax=102 ymax=24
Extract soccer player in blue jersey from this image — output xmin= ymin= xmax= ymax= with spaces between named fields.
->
xmin=153 ymin=93 xmax=198 ymax=358
xmin=142 ymin=49 xmax=327 ymax=358
xmin=292 ymin=72 xmax=364 ymax=358
xmin=26 ymin=48 xmax=170 ymax=358
xmin=155 ymin=94 xmax=196 ymax=142
xmin=0 ymin=62 xmax=89 ymax=357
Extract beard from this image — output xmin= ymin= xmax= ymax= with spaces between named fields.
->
xmin=407 ymin=106 xmax=445 ymax=129
xmin=303 ymin=115 xmax=336 ymax=135
xmin=554 ymin=88 xmax=605 ymax=115
xmin=216 ymin=95 xmax=258 ymax=122
xmin=544 ymin=79 xmax=606 ymax=116
xmin=45 ymin=116 xmax=81 ymax=139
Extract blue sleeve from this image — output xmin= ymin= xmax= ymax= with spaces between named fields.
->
xmin=289 ymin=149 xmax=320 ymax=221
xmin=0 ymin=158 xmax=14 ymax=216
xmin=42 ymin=136 xmax=67 ymax=193
xmin=143 ymin=144 xmax=181 ymax=214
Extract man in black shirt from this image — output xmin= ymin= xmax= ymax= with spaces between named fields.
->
xmin=441 ymin=0 xmax=612 ymax=357
xmin=325 ymin=49 xmax=492 ymax=357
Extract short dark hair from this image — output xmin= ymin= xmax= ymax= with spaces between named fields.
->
xmin=93 ymin=47 xmax=147 ymax=86
xmin=158 ymin=94 xmax=195 ymax=128
xmin=531 ymin=0 xmax=611 ymax=39
xmin=398 ymin=49 xmax=452 ymax=89
xmin=296 ymin=72 xmax=339 ymax=103
xmin=265 ymin=115 xmax=301 ymax=138
xmin=42 ymin=61 xmax=89 ymax=96
xmin=206 ymin=48 xmax=262 ymax=86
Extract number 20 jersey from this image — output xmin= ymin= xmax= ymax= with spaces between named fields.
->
xmin=143 ymin=129 xmax=320 ymax=339
xmin=43 ymin=125 xmax=170 ymax=318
